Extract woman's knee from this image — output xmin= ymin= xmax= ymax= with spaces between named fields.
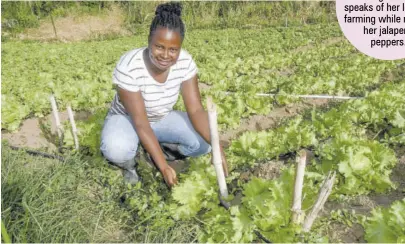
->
xmin=100 ymin=137 xmax=138 ymax=164
xmin=198 ymin=140 xmax=212 ymax=155
xmin=180 ymin=139 xmax=211 ymax=157
xmin=100 ymin=114 xmax=139 ymax=163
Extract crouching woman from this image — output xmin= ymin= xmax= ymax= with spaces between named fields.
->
xmin=100 ymin=2 xmax=228 ymax=188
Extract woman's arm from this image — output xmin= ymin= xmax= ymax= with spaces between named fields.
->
xmin=118 ymin=87 xmax=178 ymax=187
xmin=181 ymin=75 xmax=229 ymax=176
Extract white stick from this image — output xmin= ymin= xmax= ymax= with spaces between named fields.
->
xmin=222 ymin=91 xmax=362 ymax=100
xmin=207 ymin=97 xmax=228 ymax=198
xmin=303 ymin=171 xmax=336 ymax=232
xmin=67 ymin=105 xmax=79 ymax=150
xmin=49 ymin=95 xmax=63 ymax=139
xmin=255 ymin=93 xmax=362 ymax=100
xmin=291 ymin=150 xmax=307 ymax=224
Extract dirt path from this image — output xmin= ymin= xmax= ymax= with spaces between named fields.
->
xmin=219 ymin=98 xmax=329 ymax=147
xmin=17 ymin=6 xmax=130 ymax=42
xmin=1 ymin=98 xmax=329 ymax=151
xmin=293 ymin=36 xmax=345 ymax=53
xmin=1 ymin=110 xmax=91 ymax=151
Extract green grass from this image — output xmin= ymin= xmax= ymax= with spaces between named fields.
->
xmin=2 ymin=1 xmax=336 ymax=37
xmin=1 ymin=144 xmax=131 ymax=242
xmin=1 ymin=143 xmax=200 ymax=243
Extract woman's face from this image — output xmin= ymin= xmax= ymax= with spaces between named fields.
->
xmin=148 ymin=27 xmax=182 ymax=72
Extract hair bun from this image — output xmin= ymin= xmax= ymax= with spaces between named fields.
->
xmin=155 ymin=2 xmax=182 ymax=17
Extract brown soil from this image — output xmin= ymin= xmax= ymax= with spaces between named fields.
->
xmin=1 ymin=110 xmax=91 ymax=151
xmin=235 ymin=160 xmax=285 ymax=183
xmin=326 ymin=222 xmax=365 ymax=243
xmin=168 ymin=160 xmax=189 ymax=174
xmin=2 ymin=118 xmax=57 ymax=151
xmin=293 ymin=37 xmax=345 ymax=53
xmin=220 ymin=98 xmax=329 ymax=147
xmin=18 ymin=6 xmax=130 ymax=42
xmin=252 ymin=160 xmax=285 ymax=180
xmin=323 ymin=153 xmax=405 ymax=216
xmin=1 ymin=97 xmax=329 ymax=156
xmin=319 ymin=152 xmax=405 ymax=243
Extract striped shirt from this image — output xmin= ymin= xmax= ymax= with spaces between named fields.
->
xmin=109 ymin=47 xmax=198 ymax=122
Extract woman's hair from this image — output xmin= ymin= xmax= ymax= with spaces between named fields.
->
xmin=149 ymin=2 xmax=185 ymax=40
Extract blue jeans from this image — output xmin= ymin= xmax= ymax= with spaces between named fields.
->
xmin=100 ymin=111 xmax=211 ymax=164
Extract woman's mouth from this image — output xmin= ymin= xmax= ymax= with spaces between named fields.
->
xmin=157 ymin=59 xmax=170 ymax=67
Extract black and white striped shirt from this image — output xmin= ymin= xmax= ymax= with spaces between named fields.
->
xmin=109 ymin=47 xmax=198 ymax=122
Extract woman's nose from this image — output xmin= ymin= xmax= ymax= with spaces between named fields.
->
xmin=163 ymin=49 xmax=169 ymax=59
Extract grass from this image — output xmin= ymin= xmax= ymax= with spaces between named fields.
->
xmin=1 ymin=143 xmax=201 ymax=243
xmin=2 ymin=1 xmax=337 ymax=39
xmin=1 ymin=144 xmax=131 ymax=242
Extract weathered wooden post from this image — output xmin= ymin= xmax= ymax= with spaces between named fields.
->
xmin=303 ymin=171 xmax=336 ymax=232
xmin=292 ymin=150 xmax=307 ymax=224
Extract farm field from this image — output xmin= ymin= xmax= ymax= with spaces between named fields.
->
xmin=2 ymin=21 xmax=405 ymax=243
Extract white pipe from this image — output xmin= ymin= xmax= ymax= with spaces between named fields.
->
xmin=256 ymin=93 xmax=363 ymax=100
xmin=67 ymin=105 xmax=79 ymax=150
xmin=223 ymin=91 xmax=362 ymax=100
xmin=49 ymin=95 xmax=63 ymax=139
xmin=207 ymin=97 xmax=228 ymax=198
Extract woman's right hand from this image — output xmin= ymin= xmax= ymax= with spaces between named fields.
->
xmin=162 ymin=165 xmax=178 ymax=188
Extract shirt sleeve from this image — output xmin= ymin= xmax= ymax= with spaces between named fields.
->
xmin=112 ymin=52 xmax=140 ymax=92
xmin=183 ymin=56 xmax=198 ymax=81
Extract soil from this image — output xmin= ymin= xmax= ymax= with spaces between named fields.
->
xmin=326 ymin=222 xmax=365 ymax=243
xmin=319 ymin=152 xmax=405 ymax=243
xmin=1 ymin=95 xmax=329 ymax=153
xmin=17 ymin=6 xmax=130 ymax=42
xmin=220 ymin=98 xmax=329 ymax=147
xmin=1 ymin=110 xmax=91 ymax=151
xmin=252 ymin=160 xmax=285 ymax=180
xmin=293 ymin=37 xmax=345 ymax=53
xmin=323 ymin=153 xmax=405 ymax=215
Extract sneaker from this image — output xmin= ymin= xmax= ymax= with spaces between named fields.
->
xmin=143 ymin=143 xmax=187 ymax=168
xmin=123 ymin=168 xmax=140 ymax=185
xmin=118 ymin=158 xmax=140 ymax=185
xmin=160 ymin=143 xmax=187 ymax=161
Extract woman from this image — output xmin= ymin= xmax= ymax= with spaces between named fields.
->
xmin=100 ymin=2 xmax=228 ymax=188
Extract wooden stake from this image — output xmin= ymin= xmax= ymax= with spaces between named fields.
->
xmin=291 ymin=150 xmax=307 ymax=224
xmin=50 ymin=13 xmax=58 ymax=39
xmin=207 ymin=96 xmax=228 ymax=198
xmin=303 ymin=171 xmax=336 ymax=232
xmin=49 ymin=95 xmax=63 ymax=140
xmin=67 ymin=105 xmax=79 ymax=150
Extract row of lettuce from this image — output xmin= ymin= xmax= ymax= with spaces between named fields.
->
xmin=64 ymin=26 xmax=404 ymax=242
xmin=3 ymin=78 xmax=403 ymax=243
xmin=70 ymin=73 xmax=404 ymax=242
xmin=2 ymin=23 xmax=404 ymax=242
xmin=4 ymin=23 xmax=396 ymax=132
xmin=168 ymin=79 xmax=405 ymax=242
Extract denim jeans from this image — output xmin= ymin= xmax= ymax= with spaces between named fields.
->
xmin=100 ymin=110 xmax=211 ymax=164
